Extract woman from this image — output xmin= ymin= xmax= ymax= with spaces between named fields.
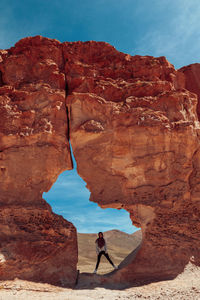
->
xmin=93 ymin=232 xmax=118 ymax=274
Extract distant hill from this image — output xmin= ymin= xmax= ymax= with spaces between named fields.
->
xmin=77 ymin=229 xmax=142 ymax=274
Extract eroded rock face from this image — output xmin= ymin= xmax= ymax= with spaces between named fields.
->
xmin=0 ymin=36 xmax=200 ymax=287
xmin=0 ymin=37 xmax=77 ymax=287
xmin=66 ymin=42 xmax=200 ymax=283
xmin=179 ymin=63 xmax=200 ymax=119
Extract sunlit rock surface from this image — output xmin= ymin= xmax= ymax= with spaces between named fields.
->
xmin=179 ymin=63 xmax=200 ymax=119
xmin=0 ymin=36 xmax=200 ymax=287
xmin=0 ymin=37 xmax=76 ymax=287
xmin=66 ymin=41 xmax=200 ymax=284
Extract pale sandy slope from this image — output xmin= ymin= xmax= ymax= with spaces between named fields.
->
xmin=77 ymin=229 xmax=142 ymax=274
xmin=0 ymin=230 xmax=199 ymax=299
xmin=0 ymin=263 xmax=199 ymax=299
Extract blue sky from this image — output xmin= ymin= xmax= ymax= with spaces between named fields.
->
xmin=43 ymin=149 xmax=135 ymax=233
xmin=1 ymin=0 xmax=200 ymax=68
xmin=1 ymin=0 xmax=200 ymax=233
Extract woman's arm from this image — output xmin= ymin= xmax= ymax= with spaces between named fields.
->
xmin=104 ymin=240 xmax=107 ymax=253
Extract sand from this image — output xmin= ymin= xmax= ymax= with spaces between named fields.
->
xmin=0 ymin=262 xmax=199 ymax=300
xmin=77 ymin=230 xmax=142 ymax=274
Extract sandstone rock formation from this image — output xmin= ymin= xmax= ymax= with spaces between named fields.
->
xmin=0 ymin=37 xmax=77 ymax=287
xmin=179 ymin=63 xmax=200 ymax=118
xmin=67 ymin=44 xmax=200 ymax=285
xmin=0 ymin=36 xmax=200 ymax=287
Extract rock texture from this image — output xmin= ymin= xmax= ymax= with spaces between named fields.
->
xmin=66 ymin=42 xmax=200 ymax=284
xmin=0 ymin=37 xmax=77 ymax=287
xmin=0 ymin=36 xmax=200 ymax=287
xmin=179 ymin=63 xmax=200 ymax=119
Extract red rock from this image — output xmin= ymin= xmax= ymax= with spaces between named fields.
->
xmin=0 ymin=35 xmax=200 ymax=287
xmin=179 ymin=63 xmax=200 ymax=119
xmin=65 ymin=41 xmax=200 ymax=285
xmin=0 ymin=36 xmax=76 ymax=287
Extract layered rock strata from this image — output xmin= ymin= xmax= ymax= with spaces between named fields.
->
xmin=179 ymin=63 xmax=200 ymax=118
xmin=66 ymin=42 xmax=200 ymax=284
xmin=0 ymin=36 xmax=200 ymax=287
xmin=0 ymin=37 xmax=77 ymax=287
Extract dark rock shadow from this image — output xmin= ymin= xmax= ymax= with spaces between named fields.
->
xmin=74 ymin=243 xmax=194 ymax=290
xmin=75 ymin=243 xmax=147 ymax=290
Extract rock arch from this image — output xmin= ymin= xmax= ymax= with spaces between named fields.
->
xmin=0 ymin=36 xmax=199 ymax=287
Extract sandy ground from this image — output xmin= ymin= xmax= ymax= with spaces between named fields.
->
xmin=0 ymin=263 xmax=199 ymax=300
xmin=77 ymin=230 xmax=142 ymax=274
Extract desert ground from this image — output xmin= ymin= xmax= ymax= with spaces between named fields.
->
xmin=0 ymin=230 xmax=199 ymax=299
xmin=0 ymin=263 xmax=199 ymax=300
xmin=77 ymin=229 xmax=142 ymax=274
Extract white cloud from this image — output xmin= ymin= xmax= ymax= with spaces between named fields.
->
xmin=54 ymin=201 xmax=136 ymax=233
xmin=133 ymin=0 xmax=200 ymax=68
xmin=56 ymin=180 xmax=84 ymax=188
xmin=44 ymin=168 xmax=137 ymax=234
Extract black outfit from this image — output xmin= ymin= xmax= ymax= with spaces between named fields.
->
xmin=95 ymin=250 xmax=114 ymax=270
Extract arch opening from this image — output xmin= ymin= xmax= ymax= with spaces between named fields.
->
xmin=43 ymin=145 xmax=142 ymax=277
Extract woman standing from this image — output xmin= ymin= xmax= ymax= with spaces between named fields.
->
xmin=93 ymin=232 xmax=118 ymax=274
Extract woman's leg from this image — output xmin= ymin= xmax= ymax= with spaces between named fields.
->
xmin=104 ymin=252 xmax=115 ymax=267
xmin=95 ymin=251 xmax=103 ymax=270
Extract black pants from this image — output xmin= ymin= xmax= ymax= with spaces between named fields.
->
xmin=95 ymin=251 xmax=114 ymax=270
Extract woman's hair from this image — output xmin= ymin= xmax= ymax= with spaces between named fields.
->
xmin=96 ymin=232 xmax=105 ymax=248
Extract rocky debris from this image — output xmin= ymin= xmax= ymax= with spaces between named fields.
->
xmin=0 ymin=35 xmax=200 ymax=287
xmin=0 ymin=262 xmax=198 ymax=299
